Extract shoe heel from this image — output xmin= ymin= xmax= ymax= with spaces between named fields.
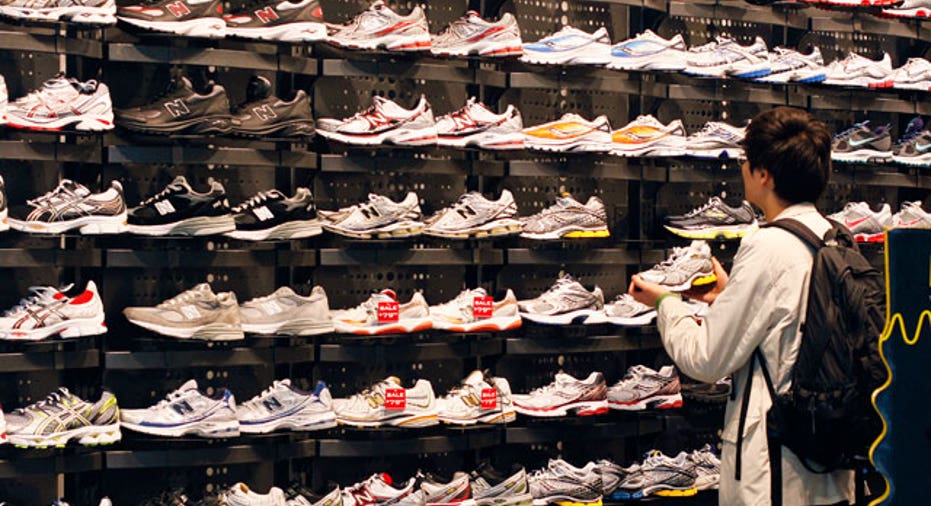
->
xmin=79 ymin=425 xmax=122 ymax=446
xmin=60 ymin=320 xmax=107 ymax=339
xmin=573 ymin=401 xmax=609 ymax=416
xmin=75 ymin=114 xmax=115 ymax=132
xmin=652 ymin=394 xmax=684 ymax=410
xmin=189 ymin=117 xmax=233 ymax=135
xmin=80 ymin=217 xmax=127 ymax=235
xmin=195 ymin=420 xmax=240 ymax=438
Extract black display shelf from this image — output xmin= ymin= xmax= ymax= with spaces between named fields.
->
xmin=104 ymin=342 xmax=314 ymax=370
xmin=807 ymin=90 xmax=923 ymax=114
xmin=319 ymin=153 xmax=506 ymax=176
xmin=0 ymin=28 xmax=103 ymax=57
xmin=0 ymin=139 xmax=103 ymax=164
xmin=665 ymin=81 xmax=803 ymax=107
xmin=319 ymin=247 xmax=504 ymax=266
xmin=506 ymin=66 xmax=641 ymax=93
xmin=601 ymin=0 xmax=668 ymax=11
xmin=507 ymin=159 xmax=644 ymax=180
xmin=506 ymin=248 xmax=641 ymax=265
xmin=0 ymin=346 xmax=100 ymax=372
xmin=504 ymin=416 xmax=664 ymax=444
xmin=105 ymin=248 xmax=281 ymax=268
xmin=317 ymin=335 xmax=503 ymax=363
xmin=809 ymin=13 xmax=925 ymax=39
xmin=919 ymin=173 xmax=931 ymax=190
xmin=667 ymin=165 xmax=742 ymax=184
xmin=505 ymin=332 xmax=662 ymax=355
xmin=107 ymin=145 xmax=316 ymax=168
xmin=108 ymin=43 xmax=279 ymax=71
xmin=0 ymin=247 xmax=103 ymax=267
xmin=105 ymin=437 xmax=316 ymax=468
xmin=321 ymin=58 xmax=474 ymax=84
xmin=0 ymin=450 xmax=102 ymax=477
xmin=316 ymin=429 xmax=499 ymax=457
xmin=669 ymin=0 xmax=809 ymax=29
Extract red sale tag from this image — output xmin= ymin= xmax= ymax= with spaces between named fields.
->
xmin=377 ymin=301 xmax=399 ymax=323
xmin=384 ymin=388 xmax=406 ymax=410
xmin=480 ymin=388 xmax=498 ymax=409
xmin=473 ymin=296 xmax=494 ymax=319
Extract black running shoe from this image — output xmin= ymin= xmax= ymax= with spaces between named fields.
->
xmin=115 ymin=75 xmax=233 ymax=135
xmin=127 ymin=176 xmax=235 ymax=236
xmin=224 ymin=0 xmax=325 ymax=42
xmin=0 ymin=175 xmax=8 ymax=232
xmin=893 ymin=117 xmax=931 ymax=167
xmin=831 ymin=120 xmax=893 ymax=164
xmin=9 ymin=179 xmax=128 ymax=235
xmin=230 ymin=76 xmax=314 ymax=138
xmin=117 ymin=0 xmax=225 ymax=39
xmin=663 ymin=197 xmax=758 ymax=240
xmin=226 ymin=187 xmax=322 ymax=241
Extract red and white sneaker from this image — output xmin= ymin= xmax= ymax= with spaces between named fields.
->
xmin=6 ymin=76 xmax=113 ymax=132
xmin=342 ymin=474 xmax=420 ymax=506
xmin=429 ymin=288 xmax=522 ymax=333
xmin=881 ymin=0 xmax=931 ymax=17
xmin=436 ymin=98 xmax=524 ymax=150
xmin=430 ymin=11 xmax=522 ymax=57
xmin=0 ymin=281 xmax=107 ymax=342
xmin=327 ymin=0 xmax=430 ymax=52
xmin=118 ymin=0 xmax=225 ymax=38
xmin=316 ymin=95 xmax=437 ymax=146
xmin=331 ymin=289 xmax=433 ymax=336
xmin=512 ymin=372 xmax=609 ymax=417
xmin=0 ymin=407 xmax=7 ymax=444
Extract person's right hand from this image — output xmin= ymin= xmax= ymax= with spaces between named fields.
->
xmin=682 ymin=257 xmax=728 ymax=305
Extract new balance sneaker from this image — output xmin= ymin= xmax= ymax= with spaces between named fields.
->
xmin=892 ymin=117 xmax=931 ymax=166
xmin=128 ymin=176 xmax=234 ymax=236
xmin=687 ymin=445 xmax=720 ymax=491
xmin=522 ymin=113 xmax=612 ymax=152
xmin=224 ymin=0 xmax=325 ymax=41
xmin=882 ymin=0 xmax=931 ymax=17
xmin=331 ymin=289 xmax=432 ymax=335
xmin=637 ymin=240 xmax=717 ymax=291
xmin=0 ymin=281 xmax=106 ymax=341
xmin=520 ymin=194 xmax=609 ymax=240
xmin=607 ymin=30 xmax=687 ymax=71
xmin=0 ymin=176 xmax=8 ymax=232
xmin=518 ymin=274 xmax=605 ymax=325
xmin=431 ymin=11 xmax=522 ymax=57
xmin=684 ymin=121 xmax=745 ymax=159
xmin=227 ymin=188 xmax=322 ymax=241
xmin=607 ymin=365 xmax=683 ymax=411
xmin=823 ymin=52 xmax=894 ymax=88
xmin=754 ymin=46 xmax=827 ymax=84
xmin=512 ymin=372 xmax=608 ymax=417
xmin=327 ymin=0 xmax=430 ymax=51
xmin=237 ymin=380 xmax=337 ymax=433
xmin=520 ymin=26 xmax=611 ymax=65
xmin=437 ymin=370 xmax=516 ymax=425
xmin=892 ymin=201 xmax=931 ymax=229
xmin=424 ymin=190 xmax=522 ymax=238
xmin=117 ymin=0 xmax=225 ymax=38
xmin=529 ymin=460 xmax=603 ymax=506
xmin=239 ymin=286 xmax=334 ymax=336
xmin=121 ymin=379 xmax=239 ymax=438
xmin=0 ymin=0 xmax=114 ymax=23
xmin=435 ymin=98 xmax=524 ymax=149
xmin=316 ymin=96 xmax=437 ymax=146
xmin=342 ymin=474 xmax=418 ymax=506
xmin=231 ymin=76 xmax=315 ymax=137
xmin=9 ymin=179 xmax=127 ymax=234
xmin=683 ymin=36 xmax=770 ymax=79
xmin=430 ymin=288 xmax=521 ymax=333
xmin=663 ymin=197 xmax=758 ymax=240
xmin=5 ymin=388 xmax=121 ymax=448
xmin=334 ymin=376 xmax=439 ymax=428
xmin=323 ymin=192 xmax=424 ymax=239
xmin=468 ymin=464 xmax=533 ymax=506
xmin=287 ymin=485 xmax=341 ymax=506
xmin=220 ymin=484 xmax=287 ymax=506
xmin=123 ymin=283 xmax=244 ymax=341
xmin=115 ymin=75 xmax=234 ymax=135
xmin=827 ymin=202 xmax=892 ymax=243
xmin=832 ymin=121 xmax=893 ymax=163
xmin=614 ymin=451 xmax=697 ymax=499
xmin=610 ymin=115 xmax=687 ymax=157
xmin=5 ymin=75 xmax=113 ymax=131
xmin=888 ymin=58 xmax=931 ymax=90
xmin=596 ymin=294 xmax=656 ymax=326
xmin=0 ymin=75 xmax=6 ymax=125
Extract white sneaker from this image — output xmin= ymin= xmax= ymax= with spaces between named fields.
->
xmin=754 ymin=46 xmax=827 ymax=84
xmin=436 ymin=98 xmax=524 ymax=149
xmin=684 ymin=36 xmax=770 ymax=79
xmin=518 ymin=274 xmax=605 ymax=325
xmin=327 ymin=0 xmax=430 ymax=51
xmin=520 ymin=26 xmax=611 ymax=65
xmin=822 ymin=52 xmax=894 ymax=88
xmin=0 ymin=281 xmax=107 ymax=341
xmin=316 ymin=95 xmax=437 ymax=146
xmin=882 ymin=0 xmax=931 ymax=17
xmin=827 ymin=202 xmax=892 ymax=243
xmin=431 ymin=11 xmax=522 ymax=57
xmin=334 ymin=376 xmax=439 ymax=428
xmin=523 ymin=113 xmax=612 ymax=152
xmin=9 ymin=179 xmax=128 ymax=235
xmin=424 ymin=190 xmax=522 ymax=238
xmin=685 ymin=121 xmax=746 ymax=159
xmin=512 ymin=372 xmax=609 ymax=417
xmin=607 ymin=30 xmax=687 ymax=71
xmin=342 ymin=474 xmax=418 ymax=506
xmin=892 ymin=201 xmax=931 ymax=229
xmin=607 ymin=365 xmax=683 ymax=411
xmin=120 ymin=379 xmax=240 ymax=438
xmin=610 ymin=115 xmax=687 ymax=157
xmin=438 ymin=370 xmax=516 ymax=425
xmin=890 ymin=57 xmax=931 ymax=90
xmin=6 ymin=75 xmax=113 ymax=131
xmin=586 ymin=294 xmax=656 ymax=326
xmin=430 ymin=287 xmax=522 ymax=332
xmin=237 ymin=380 xmax=337 ymax=434
xmin=322 ymin=192 xmax=425 ymax=239
xmin=221 ymin=483 xmax=287 ymax=506
xmin=331 ymin=289 xmax=432 ymax=335
xmin=637 ymin=240 xmax=717 ymax=291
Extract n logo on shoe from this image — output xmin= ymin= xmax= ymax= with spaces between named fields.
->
xmin=252 ymin=104 xmax=277 ymax=121
xmin=165 ymin=1 xmax=191 ymax=17
xmin=164 ymin=98 xmax=190 ymax=118
xmin=154 ymin=200 xmax=176 ymax=216
xmin=254 ymin=5 xmax=278 ymax=23
xmin=253 ymin=206 xmax=275 ymax=221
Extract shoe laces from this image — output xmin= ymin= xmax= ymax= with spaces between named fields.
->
xmin=27 ymin=180 xmax=81 ymax=207
xmin=242 ymin=381 xmax=286 ymax=410
xmin=3 ymin=284 xmax=71 ymax=316
xmin=141 ymin=182 xmax=183 ymax=207
xmin=232 ymin=190 xmax=280 ymax=213
xmin=527 ymin=380 xmax=558 ymax=397
xmin=834 ymin=122 xmax=869 ymax=141
xmin=158 ymin=289 xmax=205 ymax=309
xmin=154 ymin=387 xmax=189 ymax=409
xmin=682 ymin=197 xmax=720 ymax=218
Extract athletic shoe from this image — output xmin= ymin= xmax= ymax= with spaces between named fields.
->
xmin=596 ymin=294 xmax=656 ymax=326
xmin=831 ymin=121 xmax=893 ymax=163
xmin=0 ymin=74 xmax=6 ymax=125
xmin=431 ymin=11 xmax=522 ymax=57
xmin=892 ymin=117 xmax=931 ymax=166
xmin=0 ymin=408 xmax=6 ymax=444
xmin=889 ymin=57 xmax=931 ymax=91
xmin=687 ymin=445 xmax=720 ymax=491
xmin=607 ymin=365 xmax=683 ymax=411
xmin=522 ymin=113 xmax=612 ymax=152
xmin=227 ymin=188 xmax=322 ymax=241
xmin=614 ymin=451 xmax=697 ymax=499
xmin=663 ymin=196 xmax=758 ymax=240
xmin=468 ymin=464 xmax=533 ymax=506
xmin=827 ymin=202 xmax=892 ymax=242
xmin=597 ymin=460 xmax=638 ymax=500
xmin=224 ymin=0 xmax=324 ymax=42
xmin=342 ymin=474 xmax=418 ymax=506
xmin=683 ymin=36 xmax=770 ymax=79
xmin=881 ymin=0 xmax=931 ymax=18
xmin=286 ymin=486 xmax=341 ymax=506
xmin=681 ymin=377 xmax=731 ymax=403
xmin=424 ymin=190 xmax=522 ymax=238
xmin=529 ymin=460 xmax=603 ymax=506
xmin=0 ymin=176 xmax=9 ymax=232
xmin=316 ymin=96 xmax=437 ymax=146
xmin=512 ymin=372 xmax=608 ymax=417
xmin=430 ymin=288 xmax=521 ymax=333
xmin=754 ymin=46 xmax=826 ymax=84
xmin=637 ymin=240 xmax=717 ymax=291
xmin=115 ymin=75 xmax=234 ymax=135
xmin=0 ymin=281 xmax=106 ymax=341
xmin=437 ymin=370 xmax=516 ymax=425
xmin=331 ymin=289 xmax=431 ymax=335
xmin=323 ymin=192 xmax=424 ymax=239
xmin=9 ymin=179 xmax=127 ymax=235
xmin=219 ymin=484 xmax=287 ymax=506
xmin=610 ymin=115 xmax=687 ymax=157
xmin=121 ymin=379 xmax=239 ymax=438
xmin=518 ymin=274 xmax=605 ymax=325
xmin=607 ymin=30 xmax=687 ymax=71
xmin=123 ymin=283 xmax=245 ymax=341
xmin=435 ymin=98 xmax=524 ymax=149
xmin=240 ymin=286 xmax=333 ymax=336
xmin=5 ymin=388 xmax=121 ymax=448
xmin=327 ymin=0 xmax=430 ymax=52
xmin=804 ymin=0 xmax=901 ymax=6
xmin=519 ymin=194 xmax=609 ymax=240
xmin=5 ymin=75 xmax=113 ymax=132
xmin=231 ymin=76 xmax=314 ymax=137
xmin=237 ymin=380 xmax=337 ymax=434
xmin=0 ymin=0 xmax=114 ymax=23
xmin=684 ymin=121 xmax=745 ymax=159
xmin=334 ymin=376 xmax=438 ymax=428
xmin=117 ymin=0 xmax=225 ymax=38
xmin=422 ymin=473 xmax=472 ymax=505
xmin=520 ymin=26 xmax=611 ymax=65
xmin=822 ymin=52 xmax=894 ymax=88
xmin=128 ymin=176 xmax=234 ymax=236
xmin=892 ymin=201 xmax=931 ymax=228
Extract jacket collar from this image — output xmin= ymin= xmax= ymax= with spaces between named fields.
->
xmin=772 ymin=202 xmax=818 ymax=222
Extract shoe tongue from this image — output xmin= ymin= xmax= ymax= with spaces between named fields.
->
xmin=637 ymin=114 xmax=664 ymax=127
xmin=60 ymin=179 xmax=90 ymax=198
xmin=236 ymin=483 xmax=251 ymax=493
xmin=168 ymin=175 xmax=192 ymax=192
xmin=463 ymin=370 xmax=486 ymax=385
xmin=171 ymin=76 xmax=195 ymax=94
xmin=370 ymin=0 xmax=387 ymax=10
xmin=277 ymin=378 xmax=292 ymax=388
xmin=246 ymin=75 xmax=272 ymax=103
xmin=273 ymin=286 xmax=297 ymax=298
xmin=465 ymin=10 xmax=481 ymax=18
xmin=379 ymin=289 xmax=398 ymax=301
xmin=906 ymin=117 xmax=925 ymax=134
xmin=373 ymin=96 xmax=407 ymax=117
xmin=179 ymin=379 xmax=199 ymax=392
xmin=192 ymin=283 xmax=213 ymax=295
xmin=556 ymin=192 xmax=579 ymax=207
xmin=384 ymin=376 xmax=402 ymax=387
xmin=707 ymin=196 xmax=723 ymax=206
xmin=554 ymin=372 xmax=573 ymax=384
xmin=559 ymin=112 xmax=586 ymax=124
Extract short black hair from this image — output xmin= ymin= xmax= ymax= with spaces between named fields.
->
xmin=741 ymin=107 xmax=832 ymax=204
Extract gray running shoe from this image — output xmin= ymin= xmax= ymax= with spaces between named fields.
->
xmin=637 ymin=240 xmax=715 ymax=291
xmin=688 ymin=445 xmax=721 ymax=491
xmin=663 ymin=197 xmax=758 ymax=240
xmin=892 ymin=201 xmax=931 ymax=229
xmin=607 ymin=365 xmax=683 ymax=411
xmin=831 ymin=121 xmax=893 ymax=164
xmin=518 ymin=274 xmax=604 ymax=325
xmin=421 ymin=472 xmax=471 ymax=505
xmin=596 ymin=459 xmax=639 ymax=498
xmin=586 ymin=293 xmax=655 ymax=326
xmin=424 ymin=190 xmax=522 ymax=239
xmin=529 ymin=459 xmax=603 ymax=506
xmin=827 ymin=202 xmax=892 ymax=243
xmin=614 ymin=451 xmax=697 ymax=499
xmin=323 ymin=192 xmax=424 ymax=239
xmin=240 ymin=286 xmax=334 ymax=336
xmin=892 ymin=117 xmax=931 ymax=167
xmin=5 ymin=388 xmax=121 ymax=448
xmin=512 ymin=372 xmax=608 ymax=417
xmin=520 ymin=195 xmax=609 ymax=240
xmin=123 ymin=283 xmax=244 ymax=341
xmin=237 ymin=380 xmax=337 ymax=434
xmin=469 ymin=464 xmax=533 ymax=506
xmin=120 ymin=379 xmax=239 ymax=438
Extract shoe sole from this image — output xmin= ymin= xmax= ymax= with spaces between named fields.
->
xmin=893 ymin=154 xmax=931 ymax=166
xmin=520 ymin=227 xmax=610 ymax=240
xmin=0 ymin=5 xmax=115 ymax=24
xmin=118 ymin=15 xmax=226 ymax=38
xmin=126 ymin=319 xmax=245 ymax=341
xmin=520 ymin=309 xmax=602 ymax=326
xmin=652 ymin=271 xmax=718 ymax=292
xmin=524 ymin=137 xmax=611 ymax=153
xmin=532 ymin=497 xmax=603 ymax=506
xmin=431 ymin=315 xmax=522 ymax=333
xmin=323 ymin=220 xmax=425 ymax=239
xmin=225 ymin=220 xmax=323 ymax=241
xmin=317 ymin=126 xmax=437 ymax=146
xmin=226 ymin=21 xmax=326 ymax=42
xmin=832 ymin=150 xmax=893 ymax=164
xmin=598 ymin=311 xmax=657 ymax=326
xmin=333 ymin=318 xmax=433 ymax=336
xmin=337 ymin=412 xmax=439 ymax=428
xmin=230 ymin=119 xmax=316 ymax=138
xmin=329 ymin=32 xmax=431 ymax=52
xmin=242 ymin=318 xmax=334 ymax=336
xmin=608 ymin=393 xmax=683 ymax=411
xmin=439 ymin=409 xmax=517 ymax=425
xmin=520 ymin=46 xmax=611 ymax=66
xmin=239 ymin=413 xmax=337 ymax=434
xmin=423 ymin=219 xmax=523 ymax=239
xmin=606 ymin=54 xmax=686 ymax=71
xmin=436 ymin=132 xmax=525 ymax=150
xmin=9 ymin=213 xmax=127 ymax=235
xmin=121 ymin=418 xmax=239 ymax=438
xmin=1 ymin=315 xmax=107 ymax=341
xmin=514 ymin=399 xmax=608 ymax=417
xmin=431 ymin=40 xmax=523 ymax=58
xmin=6 ymin=112 xmax=114 ymax=132
xmin=128 ymin=215 xmax=236 ymax=237
xmin=8 ymin=423 xmax=121 ymax=448
xmin=663 ymin=223 xmax=758 ymax=240
xmin=117 ymin=115 xmax=234 ymax=135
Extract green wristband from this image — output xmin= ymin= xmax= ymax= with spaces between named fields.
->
xmin=655 ymin=292 xmax=682 ymax=310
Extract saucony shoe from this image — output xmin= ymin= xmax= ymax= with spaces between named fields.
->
xmin=529 ymin=460 xmax=603 ymax=506
xmin=430 ymin=288 xmax=521 ymax=333
xmin=687 ymin=445 xmax=721 ymax=491
xmin=231 ymin=76 xmax=315 ymax=137
xmin=827 ymin=202 xmax=892 ymax=242
xmin=890 ymin=58 xmax=931 ymax=90
xmin=120 ymin=379 xmax=239 ymax=438
xmin=115 ymin=75 xmax=234 ymax=135
xmin=512 ymin=372 xmax=609 ymax=417
xmin=822 ymin=52 xmax=894 ymax=88
xmin=431 ymin=11 xmax=522 ymax=57
xmin=596 ymin=460 xmax=637 ymax=500
xmin=637 ymin=240 xmax=716 ymax=291
xmin=424 ymin=190 xmax=522 ymax=238
xmin=123 ymin=283 xmax=244 ymax=341
xmin=227 ymin=188 xmax=322 ymax=241
xmin=6 ymin=75 xmax=113 ymax=131
xmin=607 ymin=30 xmax=687 ymax=71
xmin=316 ymin=96 xmax=437 ymax=146
xmin=323 ymin=192 xmax=424 ymax=239
xmin=591 ymin=294 xmax=656 ymax=326
xmin=437 ymin=370 xmax=516 ymax=425
xmin=5 ymin=388 xmax=121 ymax=448
xmin=287 ymin=486 xmax=342 ymax=506
xmin=331 ymin=289 xmax=431 ymax=335
xmin=663 ymin=196 xmax=758 ymax=240
xmin=892 ymin=117 xmax=931 ymax=166
xmin=520 ymin=194 xmax=609 ymax=240
xmin=607 ymin=365 xmax=683 ymax=411
xmin=467 ymin=464 xmax=533 ymax=506
xmin=0 ymin=0 xmax=115 ymax=24
xmin=117 ymin=0 xmax=225 ymax=38
xmin=0 ymin=281 xmax=106 ymax=341
xmin=520 ymin=26 xmax=611 ymax=65
xmin=219 ymin=484 xmax=287 ymax=506
xmin=342 ymin=474 xmax=418 ymax=506
xmin=683 ymin=36 xmax=770 ymax=79
xmin=754 ymin=46 xmax=827 ymax=84
xmin=684 ymin=121 xmax=745 ymax=159
xmin=237 ymin=380 xmax=337 ymax=433
xmin=128 ymin=176 xmax=234 ymax=236
xmin=522 ymin=113 xmax=612 ymax=152
xmin=327 ymin=0 xmax=430 ymax=52
xmin=9 ymin=179 xmax=127 ymax=234
xmin=614 ymin=451 xmax=697 ymax=500
xmin=882 ymin=0 xmax=931 ymax=17
xmin=892 ymin=201 xmax=931 ymax=229
xmin=224 ymin=0 xmax=325 ymax=42
xmin=240 ymin=286 xmax=333 ymax=336
xmin=831 ymin=121 xmax=893 ymax=163
xmin=334 ymin=376 xmax=439 ymax=428
xmin=518 ymin=274 xmax=605 ymax=325
xmin=610 ymin=115 xmax=687 ymax=157
xmin=435 ymin=98 xmax=524 ymax=149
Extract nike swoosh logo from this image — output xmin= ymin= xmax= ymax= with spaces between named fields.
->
xmin=915 ymin=143 xmax=931 ymax=151
xmin=849 ymin=137 xmax=880 ymax=147
xmin=846 ymin=216 xmax=871 ymax=228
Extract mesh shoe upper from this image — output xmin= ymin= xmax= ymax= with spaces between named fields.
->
xmin=232 ymin=188 xmax=317 ymax=231
xmin=5 ymin=388 xmax=119 ymax=436
xmin=517 ymin=275 xmax=604 ymax=316
xmin=638 ymin=240 xmax=714 ymax=287
xmin=10 ymin=179 xmax=125 ymax=224
xmin=520 ymin=195 xmax=608 ymax=236
xmin=664 ymin=197 xmax=756 ymax=229
xmin=123 ymin=283 xmax=241 ymax=330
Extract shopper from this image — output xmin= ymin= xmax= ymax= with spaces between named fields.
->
xmin=629 ymin=107 xmax=854 ymax=505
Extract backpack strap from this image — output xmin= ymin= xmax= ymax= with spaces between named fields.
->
xmin=754 ymin=349 xmax=783 ymax=506
xmin=762 ymin=218 xmax=825 ymax=251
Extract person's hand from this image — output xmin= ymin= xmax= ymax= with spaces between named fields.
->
xmin=682 ymin=257 xmax=729 ymax=304
xmin=628 ymin=274 xmax=671 ymax=308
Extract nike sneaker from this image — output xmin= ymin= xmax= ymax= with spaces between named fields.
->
xmin=607 ymin=30 xmax=687 ymax=71
xmin=0 ymin=175 xmax=9 ymax=232
xmin=219 ymin=484 xmax=287 ymax=506
xmin=431 ymin=11 xmax=522 ymax=57
xmin=520 ymin=26 xmax=611 ymax=65
xmin=892 ymin=117 xmax=931 ymax=166
xmin=0 ymin=75 xmax=7 ymax=125
xmin=754 ymin=46 xmax=827 ymax=84
xmin=239 ymin=285 xmax=334 ymax=336
xmin=0 ymin=281 xmax=106 ymax=341
xmin=519 ymin=194 xmax=610 ymax=240
xmin=663 ymin=196 xmax=758 ymax=240
xmin=822 ymin=52 xmax=894 ymax=88
xmin=512 ymin=372 xmax=609 ymax=417
xmin=227 ymin=188 xmax=322 ymax=241
xmin=424 ymin=190 xmax=522 ymax=238
xmin=231 ymin=76 xmax=315 ymax=137
xmin=316 ymin=96 xmax=437 ymax=146
xmin=831 ymin=121 xmax=893 ymax=163
xmin=522 ymin=113 xmax=612 ymax=152
xmin=322 ymin=192 xmax=424 ymax=239
xmin=610 ymin=115 xmax=687 ymax=157
xmin=334 ymin=376 xmax=439 ymax=428
xmin=607 ymin=365 xmax=683 ymax=411
xmin=614 ymin=451 xmax=697 ymax=500
xmin=0 ymin=0 xmax=115 ymax=23
xmin=890 ymin=57 xmax=931 ymax=90
xmin=121 ymin=379 xmax=239 ymax=438
xmin=683 ymin=36 xmax=770 ymax=79
xmin=9 ymin=179 xmax=127 ymax=234
xmin=881 ymin=0 xmax=931 ymax=17
xmin=5 ymin=75 xmax=113 ymax=132
xmin=518 ymin=274 xmax=605 ymax=325
xmin=684 ymin=121 xmax=745 ymax=159
xmin=224 ymin=0 xmax=325 ymax=42
xmin=327 ymin=0 xmax=430 ymax=52
xmin=437 ymin=370 xmax=516 ymax=425
xmin=435 ymin=98 xmax=524 ymax=149
xmin=429 ymin=287 xmax=521 ymax=333
xmin=827 ymin=201 xmax=892 ymax=243
xmin=287 ymin=485 xmax=341 ymax=506
xmin=237 ymin=380 xmax=337 ymax=433
xmin=891 ymin=201 xmax=931 ymax=229
xmin=637 ymin=240 xmax=717 ymax=291
xmin=529 ymin=459 xmax=603 ymax=506
xmin=128 ymin=176 xmax=234 ymax=236
xmin=117 ymin=0 xmax=225 ymax=38
xmin=331 ymin=289 xmax=432 ymax=335
xmin=590 ymin=294 xmax=656 ymax=326
xmin=342 ymin=474 xmax=418 ymax=506
xmin=686 ymin=445 xmax=721 ymax=491
xmin=5 ymin=388 xmax=121 ymax=448
xmin=467 ymin=464 xmax=533 ymax=506
xmin=123 ymin=283 xmax=245 ymax=341
xmin=115 ymin=75 xmax=234 ymax=135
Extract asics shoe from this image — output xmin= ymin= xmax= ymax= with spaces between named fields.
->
xmin=683 ymin=36 xmax=770 ymax=79
xmin=121 ymin=379 xmax=239 ymax=438
xmin=128 ymin=176 xmax=234 ymax=236
xmin=123 ymin=283 xmax=244 ymax=341
xmin=327 ymin=0 xmax=431 ymax=52
xmin=5 ymin=388 xmax=121 ymax=448
xmin=607 ymin=30 xmax=687 ymax=71
xmin=224 ymin=0 xmax=325 ymax=42
xmin=237 ymin=380 xmax=337 ymax=433
xmin=881 ymin=0 xmax=931 ymax=17
xmin=522 ymin=113 xmax=612 ymax=152
xmin=684 ymin=121 xmax=746 ymax=159
xmin=9 ymin=179 xmax=127 ymax=234
xmin=342 ymin=474 xmax=418 ymax=506
xmin=827 ymin=202 xmax=892 ymax=243
xmin=316 ymin=95 xmax=437 ymax=146
xmin=518 ymin=274 xmax=605 ymax=325
xmin=890 ymin=57 xmax=931 ymax=91
xmin=0 ymin=281 xmax=106 ymax=341
xmin=424 ymin=190 xmax=522 ymax=238
xmin=431 ymin=11 xmax=522 ymax=57
xmin=435 ymin=98 xmax=524 ymax=149
xmin=0 ymin=0 xmax=114 ymax=23
xmin=520 ymin=26 xmax=611 ymax=65
xmin=591 ymin=294 xmax=656 ymax=326
xmin=468 ymin=464 xmax=533 ymax=506
xmin=219 ymin=484 xmax=287 ymax=506
xmin=430 ymin=288 xmax=521 ymax=333
xmin=822 ymin=52 xmax=894 ymax=88
xmin=892 ymin=117 xmax=931 ymax=166
xmin=239 ymin=285 xmax=334 ymax=336
xmin=519 ymin=194 xmax=609 ymax=240
xmin=287 ymin=486 xmax=342 ymax=506
xmin=227 ymin=187 xmax=322 ymax=241
xmin=512 ymin=372 xmax=608 ymax=417
xmin=607 ymin=365 xmax=683 ymax=411
xmin=687 ymin=445 xmax=721 ymax=491
xmin=0 ymin=74 xmax=6 ymax=125
xmin=6 ymin=75 xmax=113 ymax=131
xmin=117 ymin=0 xmax=225 ymax=38
xmin=231 ymin=76 xmax=315 ymax=137
xmin=334 ymin=376 xmax=439 ymax=428
xmin=754 ymin=46 xmax=827 ymax=84
xmin=832 ymin=121 xmax=893 ymax=163
xmin=437 ymin=370 xmax=516 ymax=425
xmin=115 ymin=75 xmax=234 ymax=134
xmin=663 ymin=196 xmax=758 ymax=240
xmin=529 ymin=460 xmax=603 ymax=506
xmin=637 ymin=240 xmax=716 ymax=291
xmin=322 ymin=192 xmax=424 ymax=239
xmin=615 ymin=451 xmax=697 ymax=499
xmin=610 ymin=115 xmax=687 ymax=157
xmin=331 ymin=289 xmax=431 ymax=335
xmin=891 ymin=201 xmax=931 ymax=229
